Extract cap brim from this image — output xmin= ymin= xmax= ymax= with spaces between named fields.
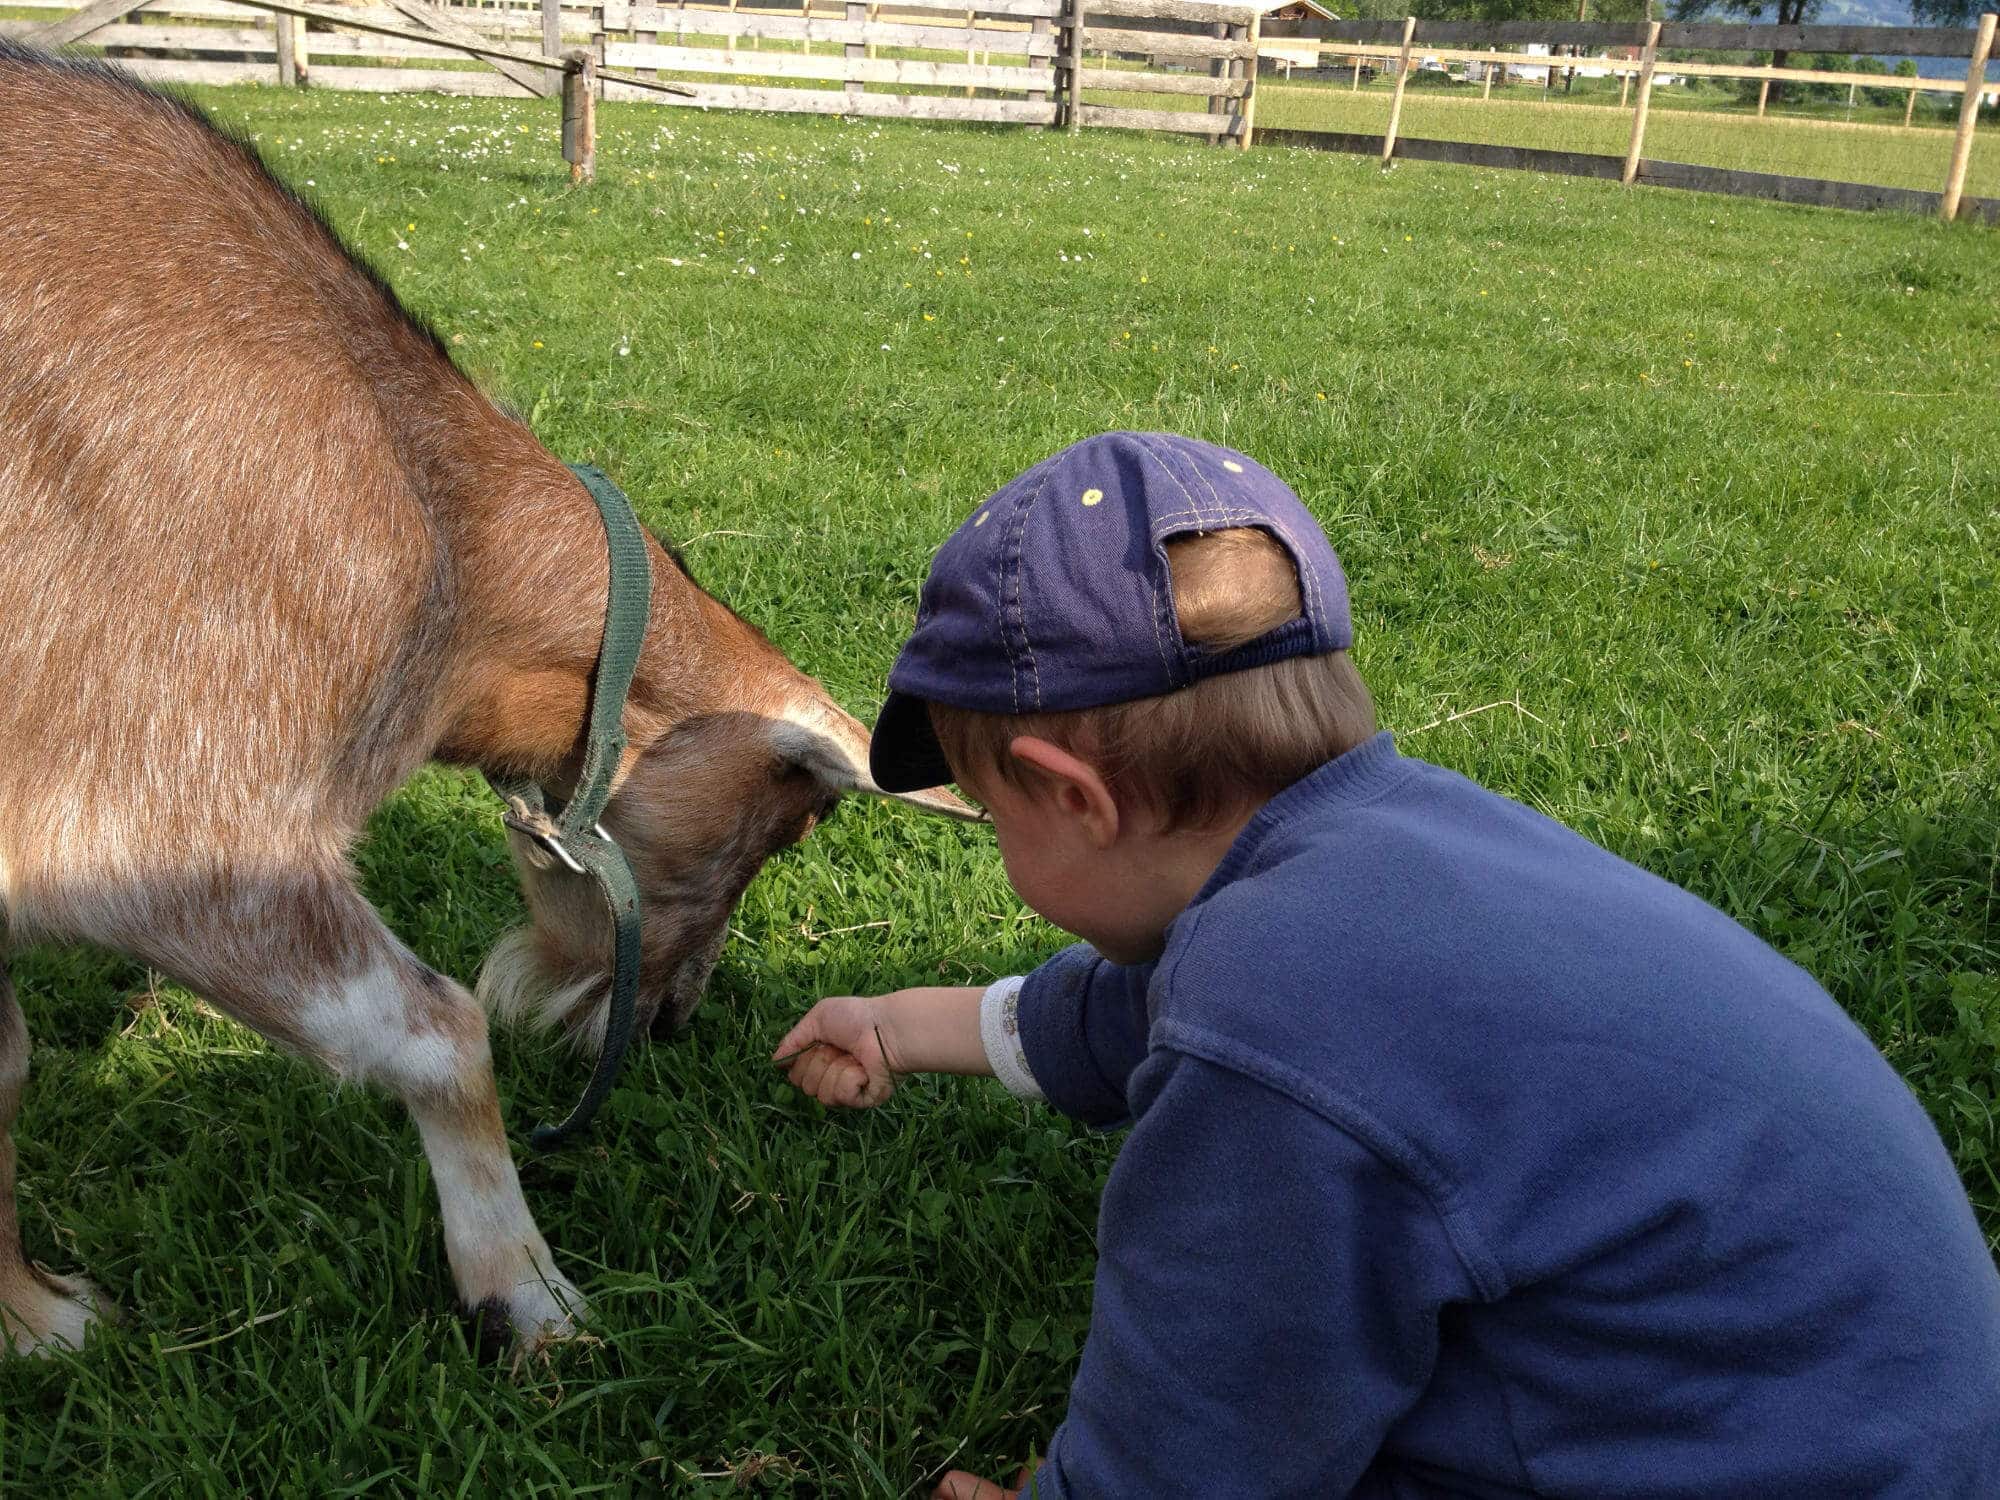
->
xmin=869 ymin=691 xmax=955 ymax=794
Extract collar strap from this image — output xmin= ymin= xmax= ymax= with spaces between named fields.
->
xmin=489 ymin=462 xmax=654 ymax=1151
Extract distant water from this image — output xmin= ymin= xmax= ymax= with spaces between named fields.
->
xmin=1885 ymin=55 xmax=1999 ymax=83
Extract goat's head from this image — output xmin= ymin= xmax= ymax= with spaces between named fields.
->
xmin=478 ymin=669 xmax=971 ymax=1052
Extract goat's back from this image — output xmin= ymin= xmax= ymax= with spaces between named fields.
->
xmin=0 ymin=46 xmax=477 ymax=925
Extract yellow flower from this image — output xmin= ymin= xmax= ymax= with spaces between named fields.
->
xmin=923 ymin=313 xmax=936 ymax=321
xmin=1315 ymin=392 xmax=1327 ymax=401
xmin=1208 ymin=345 xmax=1218 ymax=354
xmin=1139 ymin=273 xmax=1149 ymax=284
xmin=1479 ymin=289 xmax=1488 ymax=296
xmin=532 ymin=340 xmax=544 ymax=349
xmin=407 ymin=221 xmax=415 ymax=231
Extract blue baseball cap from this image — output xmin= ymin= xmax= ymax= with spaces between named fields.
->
xmin=871 ymin=432 xmax=1353 ymax=792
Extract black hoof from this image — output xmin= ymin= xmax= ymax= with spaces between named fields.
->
xmin=463 ymin=1297 xmax=513 ymax=1365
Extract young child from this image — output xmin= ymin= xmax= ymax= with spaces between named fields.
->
xmin=774 ymin=433 xmax=2000 ymax=1499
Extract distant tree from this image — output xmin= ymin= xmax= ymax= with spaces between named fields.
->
xmin=1908 ymin=0 xmax=1982 ymax=25
xmin=1670 ymin=0 xmax=1822 ymax=96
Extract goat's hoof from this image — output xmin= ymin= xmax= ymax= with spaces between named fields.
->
xmin=462 ymin=1268 xmax=585 ymax=1367
xmin=0 ymin=1267 xmax=115 ymax=1357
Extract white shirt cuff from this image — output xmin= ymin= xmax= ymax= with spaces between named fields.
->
xmin=979 ymin=975 xmax=1043 ymax=1102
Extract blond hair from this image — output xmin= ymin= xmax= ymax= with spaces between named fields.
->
xmin=929 ymin=527 xmax=1375 ymax=832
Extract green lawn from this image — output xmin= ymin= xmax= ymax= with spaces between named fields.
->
xmin=3 ymin=86 xmax=1996 ymax=1494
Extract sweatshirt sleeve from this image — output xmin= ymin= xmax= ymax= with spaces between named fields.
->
xmin=1012 ymin=944 xmax=1155 ymax=1127
xmin=1017 ymin=1052 xmax=1475 ymax=1500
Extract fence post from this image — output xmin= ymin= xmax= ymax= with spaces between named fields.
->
xmin=1236 ymin=9 xmax=1259 ymax=150
xmin=1903 ymin=83 xmax=1917 ymax=127
xmin=1208 ymin=22 xmax=1230 ymax=145
xmin=276 ymin=9 xmax=297 ymax=85
xmin=1353 ymin=52 xmax=1362 ymax=91
xmin=540 ymin=0 xmax=562 ymax=96
xmin=1065 ymin=0 xmax=1084 ymax=135
xmin=1621 ymin=19 xmax=1661 ymax=186
xmin=1756 ymin=76 xmax=1769 ymax=116
xmin=1381 ymin=16 xmax=1415 ymax=165
xmin=1482 ymin=57 xmax=1493 ymax=100
xmin=846 ymin=1 xmax=866 ymax=107
xmin=591 ymin=8 xmax=606 ymax=101
xmin=965 ymin=8 xmax=976 ymax=99
xmin=561 ymin=52 xmax=595 ymax=183
xmin=1941 ymin=11 xmax=1997 ymax=222
xmin=1030 ymin=11 xmax=1050 ymax=115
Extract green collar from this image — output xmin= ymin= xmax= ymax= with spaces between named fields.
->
xmin=489 ymin=462 xmax=653 ymax=1151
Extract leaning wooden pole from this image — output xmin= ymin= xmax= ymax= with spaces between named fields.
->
xmin=1941 ymin=11 xmax=1997 ymax=222
xmin=1381 ymin=15 xmax=1416 ymax=166
xmin=1224 ymin=9 xmax=1256 ymax=151
xmin=1622 ymin=19 xmax=1662 ymax=186
xmin=561 ymin=52 xmax=595 ymax=184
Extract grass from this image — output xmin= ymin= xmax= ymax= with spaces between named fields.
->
xmin=3 ymin=85 xmax=1997 ymax=1494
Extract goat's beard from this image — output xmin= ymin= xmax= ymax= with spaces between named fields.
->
xmin=476 ymin=920 xmax=728 ymax=1054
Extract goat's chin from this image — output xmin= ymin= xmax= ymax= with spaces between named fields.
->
xmin=476 ymin=927 xmax=613 ymax=1056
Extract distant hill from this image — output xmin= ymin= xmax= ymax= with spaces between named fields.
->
xmin=1809 ymin=0 xmax=1917 ymax=26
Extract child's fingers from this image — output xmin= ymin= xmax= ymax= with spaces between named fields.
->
xmin=771 ymin=1015 xmax=821 ymax=1062
xmin=854 ymin=1065 xmax=895 ymax=1108
xmin=790 ymin=1045 xmax=840 ymax=1099
xmin=823 ymin=1058 xmax=872 ymax=1108
xmin=932 ymin=1472 xmax=1016 ymax=1500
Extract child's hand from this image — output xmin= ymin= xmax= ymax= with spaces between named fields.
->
xmin=933 ymin=1468 xmax=1031 ymax=1499
xmin=772 ymin=995 xmax=897 ymax=1108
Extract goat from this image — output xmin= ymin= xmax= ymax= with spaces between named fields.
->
xmin=0 ymin=41 xmax=965 ymax=1356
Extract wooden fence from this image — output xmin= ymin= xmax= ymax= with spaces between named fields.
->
xmin=3 ymin=1 xmax=1993 ymax=218
xmin=1260 ymin=15 xmax=1999 ymax=224
xmin=1 ymin=0 xmax=1265 ymax=133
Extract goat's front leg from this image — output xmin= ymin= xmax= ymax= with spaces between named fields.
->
xmin=0 ymin=960 xmax=113 ymax=1354
xmin=149 ymin=885 xmax=582 ymax=1352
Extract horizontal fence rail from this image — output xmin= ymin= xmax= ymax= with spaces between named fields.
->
xmin=1310 ymin=18 xmax=1990 ymax=58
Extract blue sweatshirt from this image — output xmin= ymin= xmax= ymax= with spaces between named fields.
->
xmin=1008 ymin=733 xmax=2000 ymax=1498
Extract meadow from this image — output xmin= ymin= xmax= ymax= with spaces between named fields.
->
xmin=1 ymin=85 xmax=1996 ymax=1494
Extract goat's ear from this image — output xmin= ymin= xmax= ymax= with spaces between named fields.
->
xmin=772 ymin=704 xmax=985 ymax=822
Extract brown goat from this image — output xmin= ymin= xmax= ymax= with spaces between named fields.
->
xmin=0 ymin=43 xmax=964 ymax=1356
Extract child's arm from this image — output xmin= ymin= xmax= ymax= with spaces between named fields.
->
xmin=772 ymin=987 xmax=992 ymax=1107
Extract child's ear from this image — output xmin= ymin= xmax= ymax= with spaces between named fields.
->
xmin=1007 ymin=736 xmax=1121 ymax=849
